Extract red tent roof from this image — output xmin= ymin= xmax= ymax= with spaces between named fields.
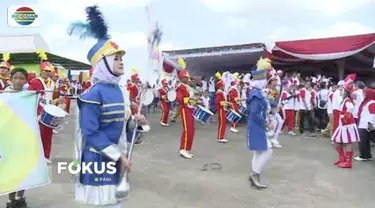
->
xmin=265 ymin=33 xmax=375 ymax=69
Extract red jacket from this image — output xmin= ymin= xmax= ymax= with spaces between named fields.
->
xmin=128 ymin=82 xmax=139 ymax=103
xmin=28 ymin=78 xmax=51 ymax=115
xmin=215 ymin=89 xmax=226 ymax=110
xmin=176 ymin=83 xmax=193 ymax=109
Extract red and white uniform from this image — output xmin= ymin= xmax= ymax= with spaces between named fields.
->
xmin=176 ymin=82 xmax=195 ymax=152
xmin=331 ymin=97 xmax=360 ymax=143
xmin=52 ymin=80 xmax=60 ymax=104
xmin=82 ymin=81 xmax=91 ymax=93
xmin=216 ymin=88 xmax=227 ymax=140
xmin=158 ymin=86 xmax=170 ymax=125
xmin=128 ymin=82 xmax=140 ymax=115
xmin=332 ymin=88 xmax=343 ymax=133
xmin=358 ymin=100 xmax=375 ymax=130
xmin=292 ymin=77 xmax=300 ymax=86
xmin=299 ymin=87 xmax=312 ymax=110
xmin=228 ymin=85 xmax=241 ymax=128
xmin=60 ymin=82 xmax=71 ymax=114
xmin=0 ymin=76 xmax=9 ymax=91
xmin=28 ymin=77 xmax=55 ymax=159
xmin=281 ymin=90 xmax=295 ymax=132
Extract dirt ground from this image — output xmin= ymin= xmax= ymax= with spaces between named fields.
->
xmin=2 ymin=101 xmax=375 ymax=208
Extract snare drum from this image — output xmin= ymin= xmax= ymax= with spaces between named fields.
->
xmin=167 ymin=90 xmax=176 ymax=102
xmin=239 ymin=104 xmax=247 ymax=116
xmin=39 ymin=104 xmax=68 ymax=128
xmin=193 ymin=105 xmax=214 ymax=123
xmin=226 ymin=109 xmax=242 ymax=124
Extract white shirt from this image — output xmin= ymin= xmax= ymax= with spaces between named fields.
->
xmin=281 ymin=90 xmax=295 ymax=110
xmin=353 ymin=89 xmax=364 ymax=118
xmin=201 ymin=80 xmax=208 ymax=91
xmin=292 ymin=77 xmax=300 ymax=86
xmin=241 ymin=87 xmax=247 ymax=106
xmin=201 ymin=96 xmax=210 ymax=109
xmin=327 ymin=91 xmax=334 ymax=114
xmin=317 ymin=89 xmax=329 ymax=109
xmin=332 ymin=89 xmax=343 ymax=110
xmin=209 ymin=78 xmax=215 ymax=92
xmin=299 ymin=88 xmax=312 ymax=110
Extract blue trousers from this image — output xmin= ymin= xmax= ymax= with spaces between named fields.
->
xmin=209 ymin=92 xmax=216 ymax=113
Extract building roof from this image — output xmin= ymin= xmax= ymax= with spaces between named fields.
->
xmin=163 ymin=42 xmax=264 ymax=58
xmin=162 ymin=43 xmax=264 ymax=76
xmin=0 ymin=34 xmax=90 ymax=70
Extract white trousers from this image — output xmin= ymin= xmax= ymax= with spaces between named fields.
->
xmin=251 ymin=140 xmax=273 ymax=174
xmin=272 ymin=113 xmax=284 ymax=141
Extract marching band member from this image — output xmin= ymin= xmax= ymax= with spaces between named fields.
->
xmin=4 ymin=67 xmax=30 ymax=208
xmin=129 ymin=68 xmax=140 ymax=115
xmin=82 ymin=68 xmax=93 ymax=93
xmin=331 ymin=84 xmax=359 ymax=168
xmin=247 ymin=58 xmax=273 ymax=189
xmin=333 ymin=78 xmax=353 ymax=134
xmin=176 ymin=58 xmax=196 ymax=159
xmin=159 ymin=77 xmax=170 ymax=126
xmin=28 ymin=49 xmax=55 ymax=164
xmin=68 ymin=5 xmax=149 ymax=207
xmin=215 ymin=72 xmax=229 ymax=143
xmin=228 ymin=74 xmax=241 ymax=133
xmin=0 ymin=53 xmax=11 ymax=91
xmin=50 ymin=71 xmax=63 ymax=134
xmin=51 ymin=72 xmax=60 ymax=105
xmin=267 ymin=75 xmax=283 ymax=146
xmin=60 ymin=78 xmax=72 ymax=114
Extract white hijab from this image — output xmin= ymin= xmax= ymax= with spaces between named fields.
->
xmin=91 ymin=55 xmax=121 ymax=85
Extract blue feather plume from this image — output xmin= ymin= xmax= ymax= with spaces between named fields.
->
xmin=67 ymin=5 xmax=110 ymax=40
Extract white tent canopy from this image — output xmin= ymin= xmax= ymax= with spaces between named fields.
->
xmin=0 ymin=34 xmax=50 ymax=53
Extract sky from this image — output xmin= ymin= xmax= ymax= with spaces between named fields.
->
xmin=1 ymin=0 xmax=375 ymax=79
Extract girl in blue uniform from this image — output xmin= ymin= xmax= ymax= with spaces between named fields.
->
xmin=69 ymin=5 xmax=148 ymax=208
xmin=247 ymin=58 xmax=274 ymax=189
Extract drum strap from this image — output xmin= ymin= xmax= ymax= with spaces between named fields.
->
xmin=103 ymin=56 xmax=120 ymax=77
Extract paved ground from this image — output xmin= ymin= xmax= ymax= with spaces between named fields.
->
xmin=2 ymin=101 xmax=375 ymax=208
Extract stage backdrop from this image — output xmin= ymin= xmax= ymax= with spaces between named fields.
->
xmin=0 ymin=91 xmax=49 ymax=196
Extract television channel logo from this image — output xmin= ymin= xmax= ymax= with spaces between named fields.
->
xmin=8 ymin=5 xmax=40 ymax=28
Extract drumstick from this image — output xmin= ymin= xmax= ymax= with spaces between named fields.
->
xmin=116 ymin=83 xmax=148 ymax=199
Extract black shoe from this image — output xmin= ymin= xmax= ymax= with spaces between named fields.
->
xmin=6 ymin=201 xmax=18 ymax=208
xmin=16 ymin=198 xmax=29 ymax=208
xmin=135 ymin=137 xmax=143 ymax=145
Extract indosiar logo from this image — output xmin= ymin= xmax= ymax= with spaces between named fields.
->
xmin=8 ymin=5 xmax=40 ymax=28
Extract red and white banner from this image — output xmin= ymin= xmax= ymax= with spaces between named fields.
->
xmin=265 ymin=33 xmax=375 ymax=68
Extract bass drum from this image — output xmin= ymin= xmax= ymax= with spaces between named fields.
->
xmin=167 ymin=90 xmax=176 ymax=102
xmin=142 ymin=89 xmax=155 ymax=106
